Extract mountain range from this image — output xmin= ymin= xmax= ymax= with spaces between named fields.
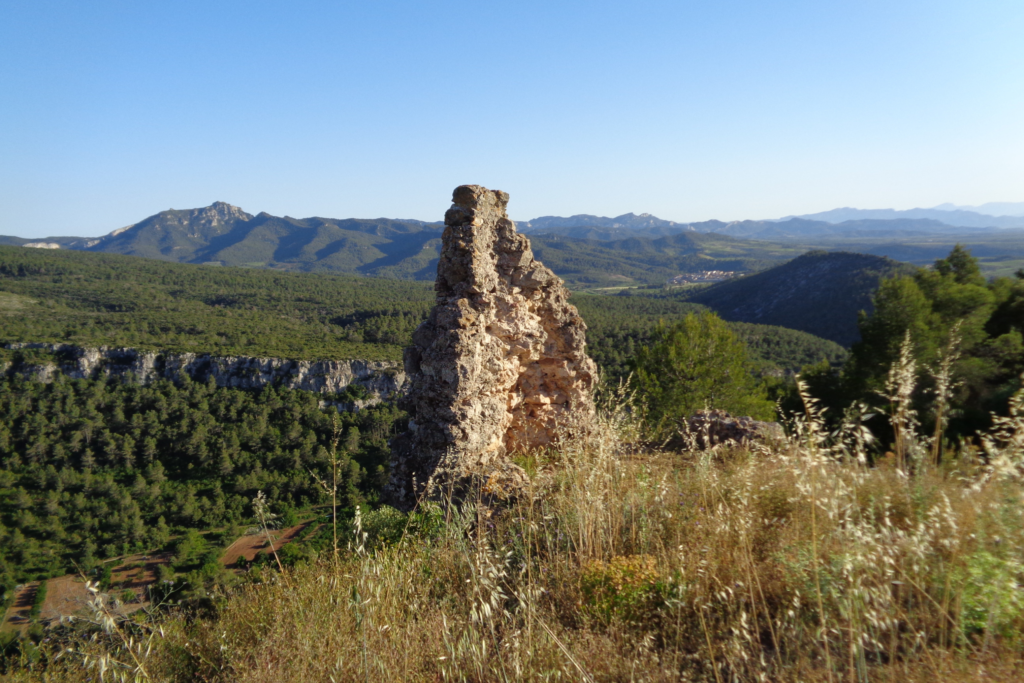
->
xmin=519 ymin=216 xmax=1012 ymax=241
xmin=2 ymin=199 xmax=1022 ymax=287
xmin=516 ymin=212 xmax=691 ymax=233
xmin=0 ymin=203 xmax=805 ymax=287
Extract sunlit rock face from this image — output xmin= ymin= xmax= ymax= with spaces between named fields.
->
xmin=2 ymin=342 xmax=404 ymax=401
xmin=385 ymin=185 xmax=597 ymax=510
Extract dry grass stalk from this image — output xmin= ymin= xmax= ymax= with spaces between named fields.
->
xmin=12 ymin=377 xmax=1024 ymax=683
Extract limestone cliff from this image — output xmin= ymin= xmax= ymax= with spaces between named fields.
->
xmin=3 ymin=343 xmax=405 ymax=402
xmin=386 ymin=185 xmax=597 ymax=509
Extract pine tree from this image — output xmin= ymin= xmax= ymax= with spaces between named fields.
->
xmin=633 ymin=312 xmax=774 ymax=437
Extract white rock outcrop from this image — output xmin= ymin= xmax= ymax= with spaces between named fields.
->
xmin=3 ymin=343 xmax=405 ymax=400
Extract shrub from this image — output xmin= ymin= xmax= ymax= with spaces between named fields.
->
xmin=580 ymin=554 xmax=667 ymax=624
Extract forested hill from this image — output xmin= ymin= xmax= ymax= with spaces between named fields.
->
xmin=671 ymin=251 xmax=912 ymax=346
xmin=0 ymin=246 xmax=846 ymax=377
xmin=571 ymin=294 xmax=847 ymax=380
xmin=0 ymin=245 xmax=435 ymax=361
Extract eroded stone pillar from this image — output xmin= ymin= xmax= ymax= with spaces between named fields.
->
xmin=385 ymin=185 xmax=597 ymax=509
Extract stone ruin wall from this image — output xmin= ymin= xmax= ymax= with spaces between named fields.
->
xmin=386 ymin=185 xmax=597 ymax=509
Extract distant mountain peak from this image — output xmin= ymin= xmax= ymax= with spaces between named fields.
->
xmin=192 ymin=201 xmax=253 ymax=225
xmin=780 ymin=206 xmax=1024 ymax=230
xmin=931 ymin=201 xmax=1024 ymax=217
xmin=516 ymin=211 xmax=689 ymax=233
xmin=101 ymin=202 xmax=253 ymax=239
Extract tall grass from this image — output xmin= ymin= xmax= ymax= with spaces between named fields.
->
xmin=8 ymin=380 xmax=1024 ymax=682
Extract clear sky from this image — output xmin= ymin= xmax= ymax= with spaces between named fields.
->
xmin=2 ymin=0 xmax=1022 ymax=237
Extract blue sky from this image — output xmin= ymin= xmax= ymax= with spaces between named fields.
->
xmin=2 ymin=0 xmax=1022 ymax=237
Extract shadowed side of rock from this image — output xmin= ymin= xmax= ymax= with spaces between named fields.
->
xmin=385 ymin=185 xmax=597 ymax=510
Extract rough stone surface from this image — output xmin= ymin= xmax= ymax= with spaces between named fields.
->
xmin=3 ymin=343 xmax=405 ymax=404
xmin=684 ymin=410 xmax=784 ymax=448
xmin=385 ymin=185 xmax=598 ymax=510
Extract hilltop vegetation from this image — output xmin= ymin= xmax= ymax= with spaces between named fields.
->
xmin=5 ymin=378 xmax=1024 ymax=682
xmin=808 ymin=245 xmax=1024 ymax=439
xmin=670 ymin=250 xmax=911 ymax=346
xmin=572 ymin=294 xmax=847 ymax=380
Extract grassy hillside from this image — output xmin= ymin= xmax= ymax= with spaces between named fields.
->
xmin=6 ymin=388 xmax=1023 ymax=682
xmin=672 ymin=250 xmax=912 ymax=346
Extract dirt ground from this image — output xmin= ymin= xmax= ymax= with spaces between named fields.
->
xmin=3 ymin=526 xmax=311 ymax=625
xmin=37 ymin=575 xmax=90 ymax=623
xmin=220 ymin=523 xmax=310 ymax=567
xmin=34 ymin=552 xmax=176 ymax=623
xmin=107 ymin=551 xmax=174 ymax=592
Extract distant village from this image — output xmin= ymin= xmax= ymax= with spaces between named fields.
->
xmin=667 ymin=270 xmax=737 ymax=285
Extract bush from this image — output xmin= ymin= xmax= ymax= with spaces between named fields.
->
xmin=957 ymin=551 xmax=1024 ymax=639
xmin=580 ymin=555 xmax=667 ymax=625
xmin=359 ymin=506 xmax=407 ymax=548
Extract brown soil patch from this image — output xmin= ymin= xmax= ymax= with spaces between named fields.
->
xmin=2 ymin=527 xmax=311 ymax=625
xmin=108 ymin=552 xmax=174 ymax=592
xmin=221 ymin=523 xmax=310 ymax=567
xmin=32 ymin=553 xmax=175 ymax=623
xmin=38 ymin=575 xmax=91 ymax=622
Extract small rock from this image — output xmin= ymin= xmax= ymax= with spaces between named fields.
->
xmin=683 ymin=409 xmax=784 ymax=449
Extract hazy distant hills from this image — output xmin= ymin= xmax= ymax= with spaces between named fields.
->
xmin=528 ymin=231 xmax=803 ymax=286
xmin=933 ymin=201 xmax=1024 ymax=217
xmin=781 ymin=206 xmax=1024 ymax=228
xmin=519 ymin=215 xmax=1009 ymax=242
xmin=672 ymin=251 xmax=912 ymax=346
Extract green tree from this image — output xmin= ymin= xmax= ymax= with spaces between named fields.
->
xmin=633 ymin=312 xmax=774 ymax=437
xmin=845 ymin=275 xmax=935 ymax=393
